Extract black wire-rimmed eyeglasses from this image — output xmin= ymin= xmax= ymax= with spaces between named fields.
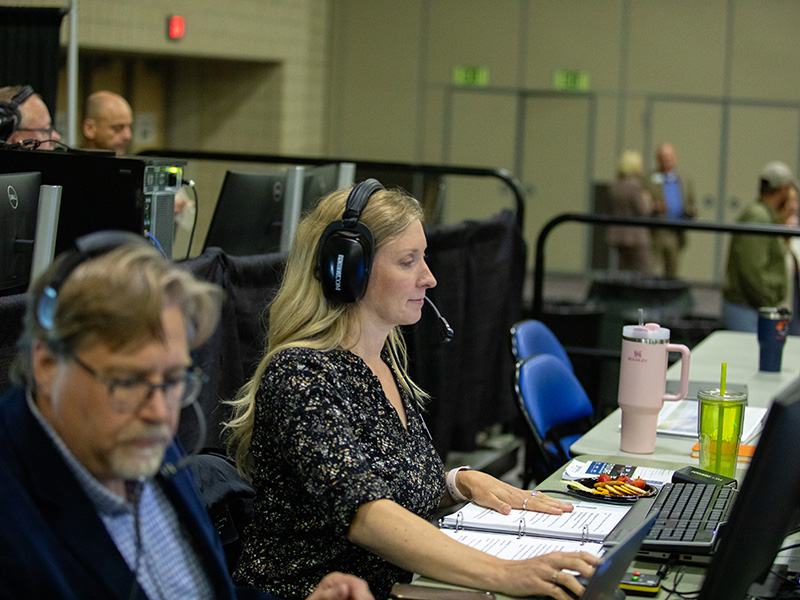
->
xmin=70 ymin=354 xmax=206 ymax=414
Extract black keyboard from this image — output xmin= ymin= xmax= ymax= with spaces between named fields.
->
xmin=642 ymin=482 xmax=736 ymax=554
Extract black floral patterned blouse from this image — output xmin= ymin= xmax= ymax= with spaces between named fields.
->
xmin=234 ymin=346 xmax=447 ymax=600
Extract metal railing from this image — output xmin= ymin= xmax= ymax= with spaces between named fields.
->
xmin=533 ymin=213 xmax=800 ymax=412
xmin=137 ymin=149 xmax=526 ymax=229
xmin=532 ymin=213 xmax=800 ymax=319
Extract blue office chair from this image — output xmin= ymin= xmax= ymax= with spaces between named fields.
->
xmin=514 ymin=354 xmax=595 ymax=484
xmin=510 ymin=319 xmax=573 ymax=371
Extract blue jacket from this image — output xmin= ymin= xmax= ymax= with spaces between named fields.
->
xmin=0 ymin=385 xmax=274 ymax=600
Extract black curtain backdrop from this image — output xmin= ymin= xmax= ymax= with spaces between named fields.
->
xmin=0 ymin=7 xmax=65 ymax=115
xmin=0 ymin=211 xmax=525 ymax=462
xmin=180 ymin=248 xmax=287 ymax=452
xmin=178 ymin=212 xmax=526 ymax=458
xmin=176 ymin=211 xmax=526 ymax=459
xmin=0 ymin=292 xmax=26 ymax=395
xmin=404 ymin=209 xmax=527 ymax=457
xmin=0 ymin=208 xmax=524 ymax=460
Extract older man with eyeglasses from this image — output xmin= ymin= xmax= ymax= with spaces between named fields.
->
xmin=0 ymin=231 xmax=374 ymax=600
xmin=0 ymin=84 xmax=62 ymax=150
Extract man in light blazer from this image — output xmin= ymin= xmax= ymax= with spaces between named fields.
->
xmin=647 ymin=143 xmax=696 ymax=278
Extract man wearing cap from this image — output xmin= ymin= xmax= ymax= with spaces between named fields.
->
xmin=722 ymin=161 xmax=797 ymax=331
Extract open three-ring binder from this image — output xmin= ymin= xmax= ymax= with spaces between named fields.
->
xmin=438 ymin=501 xmax=630 ymax=560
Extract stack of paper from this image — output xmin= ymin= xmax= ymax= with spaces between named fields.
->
xmin=656 ymin=399 xmax=767 ymax=443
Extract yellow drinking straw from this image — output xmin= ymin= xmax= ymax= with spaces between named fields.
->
xmin=716 ymin=362 xmax=727 ymax=472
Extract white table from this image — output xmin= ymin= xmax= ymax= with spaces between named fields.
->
xmin=417 ymin=456 xmax=709 ymax=599
xmin=570 ymin=331 xmax=800 ymax=467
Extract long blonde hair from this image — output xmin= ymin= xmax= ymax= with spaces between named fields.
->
xmin=225 ymin=185 xmax=428 ymax=478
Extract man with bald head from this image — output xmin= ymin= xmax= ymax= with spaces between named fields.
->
xmin=0 ymin=84 xmax=62 ymax=150
xmin=647 ymin=143 xmax=696 ymax=278
xmin=82 ymin=90 xmax=133 ymax=156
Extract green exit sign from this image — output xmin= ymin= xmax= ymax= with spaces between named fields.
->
xmin=453 ymin=65 xmax=489 ymax=87
xmin=553 ymin=69 xmax=590 ymax=91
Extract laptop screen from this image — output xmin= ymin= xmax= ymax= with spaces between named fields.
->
xmin=581 ymin=512 xmax=657 ymax=600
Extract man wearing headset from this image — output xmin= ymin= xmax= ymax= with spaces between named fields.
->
xmin=0 ymin=84 xmax=62 ymax=150
xmin=0 ymin=231 xmax=373 ymax=600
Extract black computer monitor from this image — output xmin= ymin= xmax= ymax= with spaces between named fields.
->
xmin=0 ymin=148 xmax=145 ymax=256
xmin=203 ymin=170 xmax=288 ymax=256
xmin=301 ymin=163 xmax=353 ymax=212
xmin=0 ymin=171 xmax=41 ymax=295
xmin=699 ymin=376 xmax=800 ymax=599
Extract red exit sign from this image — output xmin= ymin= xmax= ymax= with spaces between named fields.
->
xmin=168 ymin=15 xmax=185 ymax=40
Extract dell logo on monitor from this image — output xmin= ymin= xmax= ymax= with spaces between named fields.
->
xmin=7 ymin=185 xmax=19 ymax=209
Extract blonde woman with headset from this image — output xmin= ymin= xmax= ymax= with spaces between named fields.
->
xmin=225 ymin=181 xmax=598 ymax=600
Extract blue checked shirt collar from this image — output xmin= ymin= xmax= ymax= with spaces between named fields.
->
xmin=26 ymin=389 xmax=132 ymax=515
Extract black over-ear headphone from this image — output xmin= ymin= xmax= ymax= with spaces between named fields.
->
xmin=0 ymin=85 xmax=34 ymax=142
xmin=315 ymin=178 xmax=384 ymax=303
xmin=37 ymin=230 xmax=153 ymax=330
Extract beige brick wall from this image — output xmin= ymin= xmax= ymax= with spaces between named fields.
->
xmin=74 ymin=0 xmax=329 ymax=155
xmin=1 ymin=0 xmax=330 ymax=155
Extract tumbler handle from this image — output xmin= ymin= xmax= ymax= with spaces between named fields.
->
xmin=663 ymin=343 xmax=691 ymax=402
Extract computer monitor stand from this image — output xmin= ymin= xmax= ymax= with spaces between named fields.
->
xmin=279 ymin=166 xmax=306 ymax=253
xmin=30 ymin=185 xmax=62 ymax=284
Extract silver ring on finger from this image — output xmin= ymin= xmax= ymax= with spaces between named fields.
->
xmin=523 ymin=491 xmax=537 ymax=510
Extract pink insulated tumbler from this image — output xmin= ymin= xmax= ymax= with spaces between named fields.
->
xmin=618 ymin=322 xmax=691 ymax=454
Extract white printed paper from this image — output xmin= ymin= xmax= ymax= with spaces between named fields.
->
xmin=441 ymin=529 xmax=605 ymax=560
